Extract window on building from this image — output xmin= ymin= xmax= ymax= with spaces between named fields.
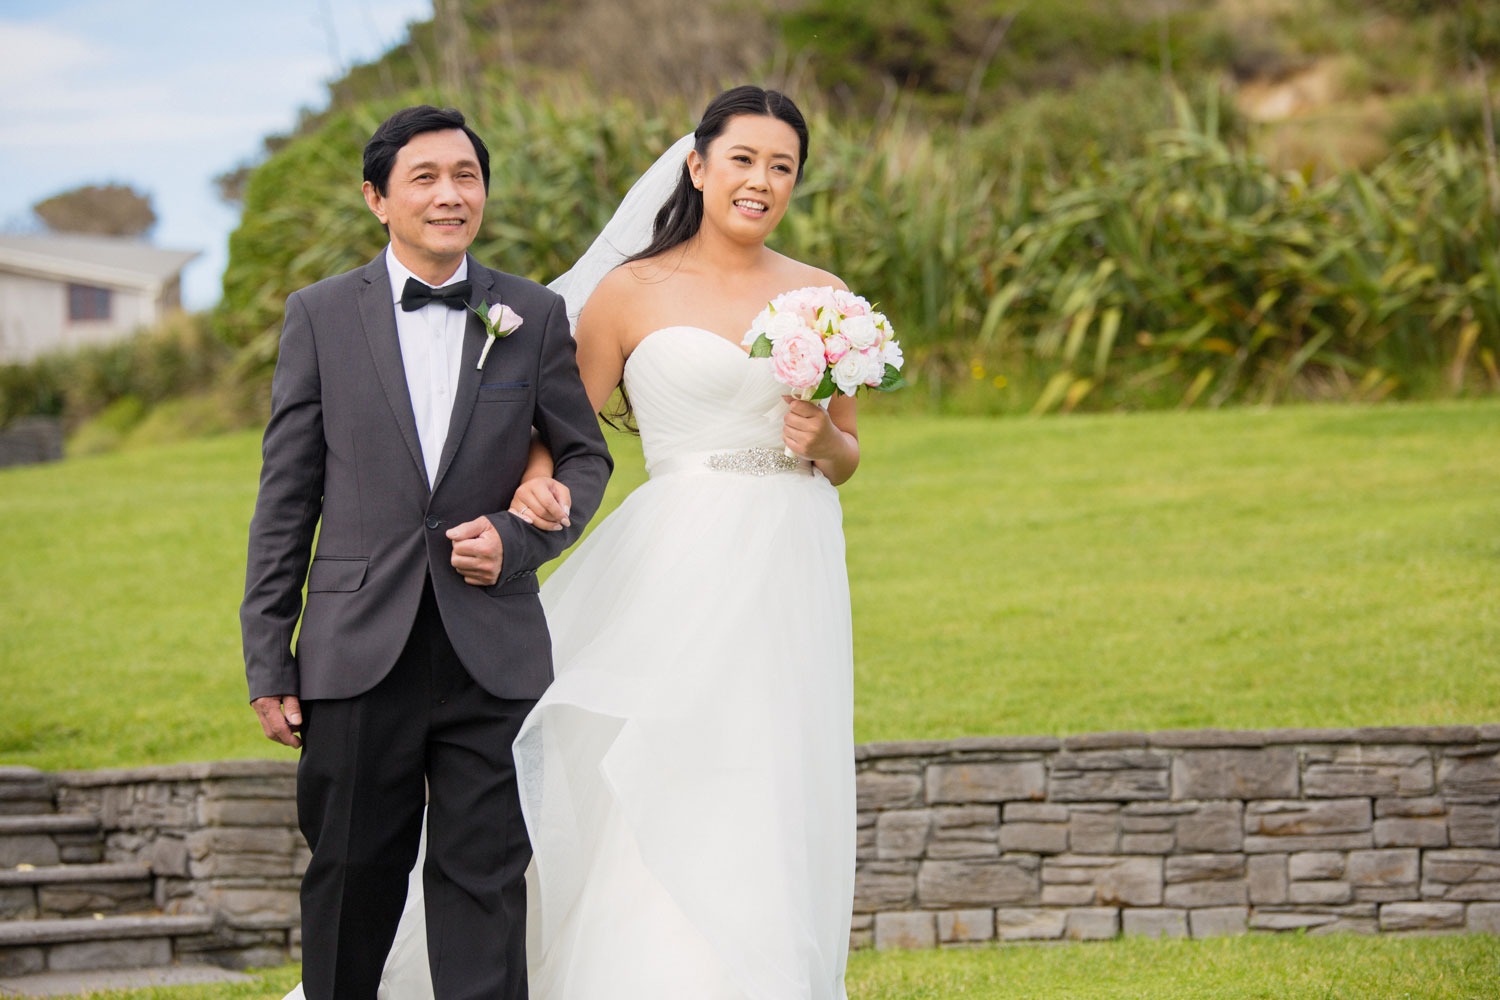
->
xmin=68 ymin=284 xmax=112 ymax=322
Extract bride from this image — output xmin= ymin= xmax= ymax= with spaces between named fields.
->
xmin=318 ymin=84 xmax=860 ymax=1000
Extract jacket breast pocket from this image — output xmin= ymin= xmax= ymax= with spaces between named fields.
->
xmin=306 ymin=557 xmax=367 ymax=593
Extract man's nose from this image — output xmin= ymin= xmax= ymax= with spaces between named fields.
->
xmin=433 ymin=174 xmax=463 ymax=204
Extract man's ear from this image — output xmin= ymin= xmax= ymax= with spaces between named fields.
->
xmin=362 ymin=181 xmax=388 ymax=225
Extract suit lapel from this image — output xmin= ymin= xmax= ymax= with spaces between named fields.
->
xmin=356 ymin=253 xmax=428 ymax=491
xmin=431 ymin=258 xmax=494 ymax=494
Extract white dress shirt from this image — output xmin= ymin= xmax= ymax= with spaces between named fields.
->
xmin=385 ymin=246 xmax=469 ymax=488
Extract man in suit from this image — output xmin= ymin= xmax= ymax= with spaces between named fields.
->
xmin=240 ymin=105 xmax=612 ymax=1000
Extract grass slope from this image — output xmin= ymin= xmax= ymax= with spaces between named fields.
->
xmin=1 ymin=402 xmax=1496 ymax=770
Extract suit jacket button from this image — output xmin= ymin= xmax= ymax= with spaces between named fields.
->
xmin=426 ymin=516 xmax=441 ymax=530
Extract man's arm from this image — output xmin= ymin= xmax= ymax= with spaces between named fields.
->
xmin=241 ymin=291 xmax=324 ymax=707
xmin=488 ymin=294 xmax=613 ymax=581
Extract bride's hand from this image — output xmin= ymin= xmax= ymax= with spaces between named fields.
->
xmin=510 ymin=477 xmax=571 ymax=531
xmin=781 ymin=397 xmax=842 ymax=461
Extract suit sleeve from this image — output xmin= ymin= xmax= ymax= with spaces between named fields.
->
xmin=489 ymin=294 xmax=613 ymax=581
xmin=240 ymin=291 xmax=325 ymax=701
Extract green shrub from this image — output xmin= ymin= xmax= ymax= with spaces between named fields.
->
xmin=219 ymin=83 xmax=1499 ymax=413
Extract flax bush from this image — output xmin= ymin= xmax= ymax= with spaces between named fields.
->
xmin=218 ymin=85 xmax=1500 ymax=410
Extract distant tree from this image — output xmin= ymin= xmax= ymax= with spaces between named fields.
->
xmin=33 ymin=184 xmax=156 ymax=238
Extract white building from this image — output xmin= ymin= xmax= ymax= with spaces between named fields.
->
xmin=0 ymin=233 xmax=199 ymax=363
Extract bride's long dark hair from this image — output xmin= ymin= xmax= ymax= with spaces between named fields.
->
xmin=624 ymin=85 xmax=809 ymax=266
xmin=602 ymin=86 xmax=809 ymax=431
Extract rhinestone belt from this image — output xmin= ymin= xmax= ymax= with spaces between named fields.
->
xmin=649 ymin=447 xmax=815 ymax=479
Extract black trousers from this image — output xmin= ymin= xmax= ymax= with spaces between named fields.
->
xmin=297 ymin=579 xmax=535 ymax=1000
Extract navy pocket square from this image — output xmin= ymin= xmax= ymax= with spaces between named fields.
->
xmin=481 ymin=381 xmax=530 ymax=389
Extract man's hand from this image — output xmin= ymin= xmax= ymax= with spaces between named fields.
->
xmin=447 ymin=515 xmax=504 ymax=586
xmin=252 ymin=695 xmax=302 ymax=748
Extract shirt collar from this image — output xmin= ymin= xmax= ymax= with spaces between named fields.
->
xmin=385 ymin=246 xmax=469 ymax=305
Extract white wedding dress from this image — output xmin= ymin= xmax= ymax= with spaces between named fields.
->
xmin=351 ymin=324 xmax=855 ymax=1000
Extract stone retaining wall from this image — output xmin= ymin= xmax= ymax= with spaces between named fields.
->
xmin=853 ymin=725 xmax=1500 ymax=948
xmin=36 ymin=724 xmax=1500 ymax=965
xmin=54 ymin=761 xmax=304 ymax=968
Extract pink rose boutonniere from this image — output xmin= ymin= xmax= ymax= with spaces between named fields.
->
xmin=471 ymin=300 xmax=524 ymax=369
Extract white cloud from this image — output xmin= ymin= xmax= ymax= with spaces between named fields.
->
xmin=0 ymin=0 xmax=431 ymax=307
xmin=0 ymin=21 xmax=101 ymax=86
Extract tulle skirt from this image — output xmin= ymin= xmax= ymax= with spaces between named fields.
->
xmin=313 ymin=463 xmax=855 ymax=1000
xmin=517 ymin=464 xmax=855 ymax=1000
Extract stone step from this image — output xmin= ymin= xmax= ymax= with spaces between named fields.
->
xmin=0 ymin=964 xmax=254 ymax=998
xmin=0 ymin=864 xmax=151 ymax=888
xmin=0 ymin=820 xmax=97 ymax=839
xmin=0 ymin=819 xmax=103 ymax=870
xmin=0 ymin=915 xmax=215 ymax=976
xmin=0 ymin=865 xmax=155 ymax=921
xmin=0 ymin=772 xmax=52 ymax=818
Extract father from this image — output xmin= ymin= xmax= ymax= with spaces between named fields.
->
xmin=240 ymin=106 xmax=611 ymax=1000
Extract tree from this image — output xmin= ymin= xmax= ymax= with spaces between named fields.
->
xmin=33 ymin=184 xmax=156 ymax=238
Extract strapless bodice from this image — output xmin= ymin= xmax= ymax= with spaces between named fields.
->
xmin=621 ymin=326 xmax=790 ymax=476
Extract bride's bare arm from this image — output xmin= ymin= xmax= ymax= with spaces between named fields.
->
xmin=573 ymin=271 xmax=631 ymax=414
xmin=509 ymin=275 xmax=630 ymax=528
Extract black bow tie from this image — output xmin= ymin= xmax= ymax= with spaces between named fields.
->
xmin=400 ymin=277 xmax=471 ymax=312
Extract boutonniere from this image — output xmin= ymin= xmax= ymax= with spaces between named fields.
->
xmin=471 ymin=300 xmax=524 ymax=369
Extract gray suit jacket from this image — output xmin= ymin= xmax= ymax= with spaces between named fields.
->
xmin=240 ymin=252 xmax=612 ymax=703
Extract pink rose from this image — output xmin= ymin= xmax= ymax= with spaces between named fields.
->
xmin=833 ymin=289 xmax=872 ymax=318
xmin=771 ymin=330 xmax=827 ymax=392
xmin=765 ymin=310 xmax=809 ymax=343
xmin=777 ymin=286 xmax=831 ymax=325
xmin=823 ymin=331 xmax=851 ymax=364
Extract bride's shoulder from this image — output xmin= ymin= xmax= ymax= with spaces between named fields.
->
xmin=773 ymin=252 xmax=849 ymax=294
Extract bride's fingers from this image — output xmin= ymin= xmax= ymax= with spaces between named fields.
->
xmin=513 ymin=480 xmax=568 ymax=529
xmin=547 ymin=481 xmax=573 ymax=521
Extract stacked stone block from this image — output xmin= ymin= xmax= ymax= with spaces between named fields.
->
xmin=52 ymin=761 xmax=305 ymax=968
xmin=853 ymin=726 xmax=1500 ymax=949
xmin=12 ymin=725 xmax=1499 ymax=969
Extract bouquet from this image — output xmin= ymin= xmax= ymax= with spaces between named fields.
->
xmin=742 ymin=286 xmax=906 ymax=402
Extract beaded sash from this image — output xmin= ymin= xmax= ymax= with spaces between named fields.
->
xmin=649 ymin=446 xmax=814 ymax=479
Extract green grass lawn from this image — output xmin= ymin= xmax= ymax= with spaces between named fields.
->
xmin=29 ymin=935 xmax=1500 ymax=1000
xmin=1 ymin=401 xmax=1497 ymax=770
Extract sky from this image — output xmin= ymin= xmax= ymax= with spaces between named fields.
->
xmin=0 ymin=0 xmax=432 ymax=309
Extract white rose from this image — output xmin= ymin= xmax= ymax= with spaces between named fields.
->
xmin=857 ymin=347 xmax=885 ymax=386
xmin=743 ymin=310 xmax=770 ymax=347
xmin=881 ymin=339 xmax=904 ymax=372
xmin=766 ymin=311 xmax=809 ymax=343
xmin=842 ymin=314 xmax=878 ymax=350
xmin=831 ymin=352 xmax=866 ymax=396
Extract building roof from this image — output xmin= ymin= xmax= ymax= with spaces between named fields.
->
xmin=0 ymin=233 xmax=198 ymax=291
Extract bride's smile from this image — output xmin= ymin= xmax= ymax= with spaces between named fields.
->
xmin=689 ymin=113 xmax=800 ymax=241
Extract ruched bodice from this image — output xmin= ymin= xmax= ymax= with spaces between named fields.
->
xmin=623 ymin=326 xmax=788 ymax=476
